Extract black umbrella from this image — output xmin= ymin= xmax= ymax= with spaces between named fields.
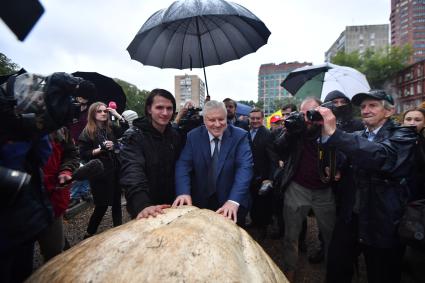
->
xmin=72 ymin=72 xmax=126 ymax=113
xmin=127 ymin=0 xmax=271 ymax=97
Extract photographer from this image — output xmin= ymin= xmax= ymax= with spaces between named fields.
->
xmin=0 ymin=72 xmax=95 ymax=282
xmin=274 ymin=97 xmax=337 ymax=282
xmin=174 ymin=100 xmax=203 ymax=144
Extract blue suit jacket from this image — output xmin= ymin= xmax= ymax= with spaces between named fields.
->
xmin=175 ymin=125 xmax=253 ymax=209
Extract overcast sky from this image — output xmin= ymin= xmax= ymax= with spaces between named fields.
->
xmin=0 ymin=0 xmax=390 ymax=102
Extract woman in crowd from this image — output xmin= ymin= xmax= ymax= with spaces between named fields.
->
xmin=403 ymin=107 xmax=425 ymax=200
xmin=402 ymin=107 xmax=425 ymax=283
xmin=78 ymin=102 xmax=123 ymax=238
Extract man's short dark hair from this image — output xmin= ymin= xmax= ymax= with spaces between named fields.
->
xmin=223 ymin=98 xmax=237 ymax=108
xmin=281 ymin=103 xmax=297 ymax=112
xmin=250 ymin=107 xmax=264 ymax=117
xmin=144 ymin=88 xmax=176 ymax=117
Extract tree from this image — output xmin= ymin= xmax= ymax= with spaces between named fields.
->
xmin=115 ymin=79 xmax=149 ymax=116
xmin=0 ymin=53 xmax=20 ymax=75
xmin=331 ymin=45 xmax=413 ymax=88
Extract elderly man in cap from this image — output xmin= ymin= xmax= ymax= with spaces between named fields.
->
xmin=318 ymin=90 xmax=417 ymax=283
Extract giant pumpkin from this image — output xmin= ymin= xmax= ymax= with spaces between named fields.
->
xmin=28 ymin=206 xmax=287 ymax=282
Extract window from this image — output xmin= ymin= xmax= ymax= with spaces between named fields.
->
xmin=417 ymin=83 xmax=422 ymax=94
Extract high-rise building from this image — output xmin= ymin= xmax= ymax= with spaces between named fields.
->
xmin=258 ymin=62 xmax=311 ymax=115
xmin=393 ymin=59 xmax=425 ymax=113
xmin=390 ymin=0 xmax=425 ymax=63
xmin=174 ymin=74 xmax=205 ymax=111
xmin=325 ymin=24 xmax=389 ymax=62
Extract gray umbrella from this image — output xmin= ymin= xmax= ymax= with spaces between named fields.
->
xmin=127 ymin=0 xmax=271 ymax=97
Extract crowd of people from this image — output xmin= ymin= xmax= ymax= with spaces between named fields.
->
xmin=1 ymin=74 xmax=425 ymax=283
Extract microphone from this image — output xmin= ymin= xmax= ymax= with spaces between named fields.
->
xmin=108 ymin=101 xmax=117 ymax=121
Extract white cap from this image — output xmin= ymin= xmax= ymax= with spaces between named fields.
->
xmin=122 ymin=110 xmax=138 ymax=126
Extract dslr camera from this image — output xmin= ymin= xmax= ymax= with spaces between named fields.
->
xmin=284 ymin=111 xmax=306 ymax=134
xmin=178 ymin=107 xmax=203 ymax=133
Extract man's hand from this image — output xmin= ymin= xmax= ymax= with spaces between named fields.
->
xmin=172 ymin=195 xmax=192 ymax=207
xmin=216 ymin=201 xmax=239 ymax=223
xmin=58 ymin=173 xmax=72 ymax=185
xmin=136 ymin=204 xmax=170 ymax=219
xmin=317 ymin=107 xmax=337 ymax=136
xmin=324 ymin=166 xmax=341 ymax=182
xmin=174 ymin=101 xmax=195 ymax=124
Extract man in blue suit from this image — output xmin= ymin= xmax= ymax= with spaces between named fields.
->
xmin=173 ymin=100 xmax=253 ymax=225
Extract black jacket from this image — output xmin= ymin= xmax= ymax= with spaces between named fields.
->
xmin=119 ymin=117 xmax=182 ymax=218
xmin=274 ymin=127 xmax=334 ymax=193
xmin=78 ymin=126 xmax=121 ymax=206
xmin=325 ymin=119 xmax=417 ymax=248
xmin=250 ymin=126 xmax=278 ymax=184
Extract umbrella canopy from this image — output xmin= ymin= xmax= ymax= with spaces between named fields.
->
xmin=236 ymin=101 xmax=252 ymax=117
xmin=72 ymin=72 xmax=126 ymax=113
xmin=281 ymin=63 xmax=371 ymax=101
xmin=127 ymin=0 xmax=271 ymax=96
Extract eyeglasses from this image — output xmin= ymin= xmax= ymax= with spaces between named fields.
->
xmin=96 ymin=109 xmax=108 ymax=113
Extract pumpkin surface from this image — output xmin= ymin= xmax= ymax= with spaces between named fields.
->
xmin=28 ymin=206 xmax=287 ymax=282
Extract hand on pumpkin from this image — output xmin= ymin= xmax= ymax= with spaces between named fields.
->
xmin=136 ymin=204 xmax=170 ymax=219
xmin=216 ymin=201 xmax=239 ymax=223
xmin=172 ymin=194 xmax=192 ymax=207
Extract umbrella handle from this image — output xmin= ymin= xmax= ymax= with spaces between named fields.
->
xmin=195 ymin=17 xmax=209 ymax=98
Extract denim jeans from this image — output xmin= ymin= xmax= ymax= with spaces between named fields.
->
xmin=70 ymin=180 xmax=89 ymax=200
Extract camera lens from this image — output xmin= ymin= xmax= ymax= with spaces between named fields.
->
xmin=306 ymin=110 xmax=323 ymax=121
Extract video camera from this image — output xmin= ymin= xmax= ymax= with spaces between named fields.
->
xmin=0 ymin=72 xmax=95 ymax=142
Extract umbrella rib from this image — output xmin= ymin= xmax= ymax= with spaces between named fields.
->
xmin=198 ymin=15 xmax=223 ymax=65
xmin=161 ymin=19 xmax=188 ymax=69
xmin=213 ymin=15 xmax=256 ymax=60
xmin=142 ymin=25 xmax=172 ymax=68
xmin=208 ymin=15 xmax=240 ymax=61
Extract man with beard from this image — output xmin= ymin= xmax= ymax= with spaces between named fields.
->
xmin=316 ymin=90 xmax=365 ymax=265
xmin=275 ymin=97 xmax=336 ymax=282
xmin=223 ymin=98 xmax=249 ymax=131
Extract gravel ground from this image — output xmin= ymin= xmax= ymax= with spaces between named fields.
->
xmin=33 ymin=203 xmax=417 ymax=283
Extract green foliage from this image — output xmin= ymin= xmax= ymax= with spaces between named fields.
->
xmin=115 ymin=78 xmax=149 ymax=116
xmin=331 ymin=45 xmax=413 ymax=88
xmin=254 ymin=100 xmax=264 ymax=110
xmin=0 ymin=53 xmax=20 ymax=75
xmin=272 ymin=97 xmax=302 ymax=112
